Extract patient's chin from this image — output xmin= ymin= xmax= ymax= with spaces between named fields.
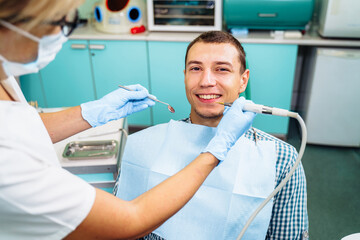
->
xmin=194 ymin=109 xmax=223 ymax=120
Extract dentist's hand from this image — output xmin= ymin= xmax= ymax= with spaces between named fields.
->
xmin=203 ymin=97 xmax=256 ymax=163
xmin=81 ymin=84 xmax=155 ymax=127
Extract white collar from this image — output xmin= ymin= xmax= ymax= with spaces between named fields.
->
xmin=0 ymin=76 xmax=27 ymax=103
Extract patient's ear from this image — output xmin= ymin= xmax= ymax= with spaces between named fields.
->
xmin=183 ymin=69 xmax=186 ymax=84
xmin=239 ymin=69 xmax=249 ymax=93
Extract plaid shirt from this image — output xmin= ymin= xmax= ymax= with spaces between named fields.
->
xmin=138 ymin=119 xmax=308 ymax=240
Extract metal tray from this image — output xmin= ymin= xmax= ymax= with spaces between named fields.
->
xmin=62 ymin=140 xmax=119 ymax=160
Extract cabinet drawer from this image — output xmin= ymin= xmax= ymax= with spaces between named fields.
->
xmin=77 ymin=173 xmax=115 ymax=193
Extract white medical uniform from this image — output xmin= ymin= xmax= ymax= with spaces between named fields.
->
xmin=0 ymin=76 xmax=96 ymax=240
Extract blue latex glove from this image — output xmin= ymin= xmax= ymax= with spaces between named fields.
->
xmin=81 ymin=84 xmax=155 ymax=127
xmin=203 ymin=97 xmax=256 ymax=163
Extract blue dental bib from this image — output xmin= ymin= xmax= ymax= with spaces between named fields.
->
xmin=116 ymin=120 xmax=276 ymax=240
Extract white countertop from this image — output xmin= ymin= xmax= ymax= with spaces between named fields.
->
xmin=70 ymin=24 xmax=360 ymax=47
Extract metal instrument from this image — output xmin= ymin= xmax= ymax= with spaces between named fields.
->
xmin=63 ymin=140 xmax=119 ymax=160
xmin=118 ymin=85 xmax=175 ymax=113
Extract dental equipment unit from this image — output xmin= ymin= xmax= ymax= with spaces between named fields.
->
xmin=218 ymin=101 xmax=307 ymax=240
xmin=118 ymin=85 xmax=175 ymax=113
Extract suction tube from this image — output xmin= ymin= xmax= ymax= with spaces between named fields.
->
xmin=236 ymin=104 xmax=307 ymax=239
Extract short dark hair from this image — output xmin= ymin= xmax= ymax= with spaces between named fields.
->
xmin=185 ymin=31 xmax=246 ymax=73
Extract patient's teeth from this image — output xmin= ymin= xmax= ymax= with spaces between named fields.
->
xmin=198 ymin=94 xmax=220 ymax=99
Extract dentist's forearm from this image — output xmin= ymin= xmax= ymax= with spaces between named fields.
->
xmin=40 ymin=106 xmax=91 ymax=143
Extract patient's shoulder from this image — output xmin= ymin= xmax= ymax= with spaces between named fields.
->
xmin=247 ymin=128 xmax=298 ymax=155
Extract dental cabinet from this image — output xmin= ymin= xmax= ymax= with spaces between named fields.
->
xmin=20 ymin=39 xmax=151 ymax=126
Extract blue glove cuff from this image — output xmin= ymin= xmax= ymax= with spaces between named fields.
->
xmin=80 ymin=85 xmax=155 ymax=128
xmin=81 ymin=101 xmax=102 ymax=128
xmin=202 ymin=134 xmax=233 ymax=164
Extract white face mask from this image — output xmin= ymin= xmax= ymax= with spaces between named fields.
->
xmin=0 ymin=20 xmax=68 ymax=77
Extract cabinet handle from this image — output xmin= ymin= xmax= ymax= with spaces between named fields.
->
xmin=89 ymin=44 xmax=106 ymax=50
xmin=318 ymin=49 xmax=360 ymax=59
xmin=258 ymin=13 xmax=277 ymax=18
xmin=71 ymin=44 xmax=87 ymax=49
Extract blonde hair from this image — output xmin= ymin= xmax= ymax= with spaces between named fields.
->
xmin=0 ymin=0 xmax=85 ymax=30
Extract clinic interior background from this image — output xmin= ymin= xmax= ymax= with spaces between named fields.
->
xmin=18 ymin=0 xmax=360 ymax=239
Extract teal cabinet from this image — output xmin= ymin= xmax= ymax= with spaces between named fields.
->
xmin=77 ymin=173 xmax=115 ymax=193
xmin=148 ymin=41 xmax=190 ymax=124
xmin=20 ymin=73 xmax=47 ymax=107
xmin=89 ymin=40 xmax=151 ymax=126
xmin=243 ymin=44 xmax=298 ymax=135
xmin=40 ymin=40 xmax=96 ymax=107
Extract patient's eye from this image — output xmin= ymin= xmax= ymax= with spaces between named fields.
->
xmin=217 ymin=67 xmax=230 ymax=72
xmin=190 ymin=66 xmax=201 ymax=71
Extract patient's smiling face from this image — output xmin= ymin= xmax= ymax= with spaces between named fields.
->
xmin=184 ymin=42 xmax=249 ymax=127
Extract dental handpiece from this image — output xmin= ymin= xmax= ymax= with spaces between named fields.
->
xmin=218 ymin=102 xmax=297 ymax=118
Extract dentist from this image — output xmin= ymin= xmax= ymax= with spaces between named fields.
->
xmin=0 ymin=1 xmax=256 ymax=239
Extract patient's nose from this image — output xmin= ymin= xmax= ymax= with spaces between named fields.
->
xmin=199 ymin=69 xmax=216 ymax=87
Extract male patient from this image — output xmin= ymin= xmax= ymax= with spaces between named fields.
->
xmin=114 ymin=31 xmax=308 ymax=240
